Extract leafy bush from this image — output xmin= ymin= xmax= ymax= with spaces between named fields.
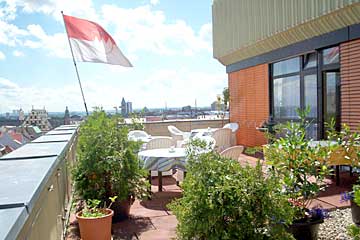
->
xmin=348 ymin=224 xmax=360 ymax=240
xmin=265 ymin=109 xmax=331 ymax=220
xmin=169 ymin=147 xmax=294 ymax=240
xmin=73 ymin=109 xmax=149 ymax=205
xmin=81 ymin=197 xmax=117 ymax=218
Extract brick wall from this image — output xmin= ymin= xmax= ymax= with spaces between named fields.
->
xmin=229 ymin=64 xmax=269 ymax=146
xmin=340 ymin=39 xmax=360 ymax=131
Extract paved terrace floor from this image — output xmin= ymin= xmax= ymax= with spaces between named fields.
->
xmin=66 ymin=154 xmax=357 ymax=240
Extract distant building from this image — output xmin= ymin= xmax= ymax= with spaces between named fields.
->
xmin=24 ymin=107 xmax=52 ymax=132
xmin=64 ymin=106 xmax=70 ymax=125
xmin=120 ymin=97 xmax=133 ymax=117
xmin=18 ymin=108 xmax=25 ymax=121
xmin=0 ymin=131 xmax=22 ymax=156
xmin=127 ymin=102 xmax=133 ymax=115
xmin=211 ymin=101 xmax=225 ymax=111
xmin=182 ymin=105 xmax=191 ymax=112
xmin=70 ymin=115 xmax=82 ymax=124
xmin=121 ymin=98 xmax=127 ymax=116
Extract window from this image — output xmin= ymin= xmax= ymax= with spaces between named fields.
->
xmin=303 ymin=52 xmax=317 ymax=69
xmin=271 ymin=45 xmax=340 ymax=140
xmin=273 ymin=57 xmax=299 ymax=76
xmin=304 ymin=74 xmax=317 ymax=118
xmin=273 ymin=76 xmax=300 ymax=118
xmin=322 ymin=46 xmax=339 ymax=65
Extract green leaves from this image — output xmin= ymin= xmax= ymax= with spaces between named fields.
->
xmin=265 ymin=109 xmax=330 ymax=219
xmin=168 ymin=146 xmax=294 ymax=240
xmin=73 ymin=108 xmax=149 ymax=207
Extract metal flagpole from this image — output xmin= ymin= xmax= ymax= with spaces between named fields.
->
xmin=61 ymin=11 xmax=89 ymax=116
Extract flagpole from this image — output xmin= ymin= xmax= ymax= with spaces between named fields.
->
xmin=61 ymin=11 xmax=89 ymax=116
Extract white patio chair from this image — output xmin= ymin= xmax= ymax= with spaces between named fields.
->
xmin=220 ymin=145 xmax=244 ymax=161
xmin=212 ymin=128 xmax=232 ymax=152
xmin=223 ymin=123 xmax=239 ymax=146
xmin=145 ymin=137 xmax=174 ymax=177
xmin=167 ymin=125 xmax=190 ymax=146
xmin=128 ymin=130 xmax=150 ymax=141
xmin=145 ymin=137 xmax=174 ymax=150
xmin=223 ymin=123 xmax=239 ymax=132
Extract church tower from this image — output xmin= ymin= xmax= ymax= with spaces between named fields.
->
xmin=64 ymin=106 xmax=70 ymax=125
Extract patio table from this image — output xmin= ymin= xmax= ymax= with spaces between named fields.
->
xmin=190 ymin=128 xmax=218 ymax=139
xmin=138 ymin=148 xmax=187 ymax=192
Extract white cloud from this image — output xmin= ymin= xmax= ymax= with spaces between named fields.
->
xmin=150 ymin=0 xmax=159 ymax=6
xmin=134 ymin=68 xmax=226 ymax=107
xmin=0 ymin=77 xmax=17 ymax=88
xmin=0 ymin=51 xmax=5 ymax=60
xmin=101 ymin=5 xmax=212 ymax=56
xmin=0 ymin=1 xmax=212 ymax=60
xmin=0 ymin=77 xmax=84 ymax=113
xmin=0 ymin=66 xmax=227 ymax=112
xmin=0 ymin=20 xmax=28 ymax=46
xmin=0 ymin=0 xmax=17 ymax=21
xmin=24 ymin=24 xmax=69 ymax=58
xmin=10 ymin=0 xmax=98 ymax=22
xmin=12 ymin=49 xmax=24 ymax=57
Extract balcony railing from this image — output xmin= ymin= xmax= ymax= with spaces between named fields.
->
xmin=0 ymin=125 xmax=78 ymax=240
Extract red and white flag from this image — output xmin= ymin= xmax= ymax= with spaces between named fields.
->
xmin=63 ymin=14 xmax=132 ymax=67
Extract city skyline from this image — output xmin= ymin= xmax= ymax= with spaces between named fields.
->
xmin=0 ymin=0 xmax=227 ymax=113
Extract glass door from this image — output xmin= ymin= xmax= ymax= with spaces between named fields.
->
xmin=323 ymin=71 xmax=340 ymax=136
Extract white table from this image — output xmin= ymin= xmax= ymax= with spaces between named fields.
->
xmin=190 ymin=128 xmax=218 ymax=139
xmin=138 ymin=148 xmax=187 ymax=192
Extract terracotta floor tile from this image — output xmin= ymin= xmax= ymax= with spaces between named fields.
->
xmin=309 ymin=198 xmax=337 ymax=210
xmin=151 ymin=215 xmax=177 ymax=231
xmin=131 ymin=206 xmax=168 ymax=218
xmin=112 ymin=216 xmax=155 ymax=239
xmin=138 ymin=229 xmax=176 ymax=240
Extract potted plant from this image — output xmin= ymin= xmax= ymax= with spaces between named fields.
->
xmin=328 ymin=122 xmax=360 ymax=224
xmin=341 ymin=185 xmax=360 ymax=225
xmin=169 ymin=140 xmax=295 ymax=239
xmin=76 ymin=197 xmax=117 ymax=240
xmin=73 ymin=109 xmax=149 ymax=222
xmin=265 ymin=109 xmax=331 ymax=240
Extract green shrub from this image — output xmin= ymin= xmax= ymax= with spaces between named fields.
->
xmin=73 ymin=109 xmax=148 ymax=204
xmin=168 ymin=149 xmax=294 ymax=240
xmin=265 ymin=109 xmax=330 ymax=220
xmin=348 ymin=224 xmax=360 ymax=240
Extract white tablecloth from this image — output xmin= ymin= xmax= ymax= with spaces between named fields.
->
xmin=138 ymin=148 xmax=187 ymax=172
xmin=190 ymin=128 xmax=217 ymax=139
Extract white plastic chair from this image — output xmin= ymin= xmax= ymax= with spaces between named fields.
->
xmin=220 ymin=145 xmax=244 ymax=161
xmin=212 ymin=128 xmax=232 ymax=152
xmin=145 ymin=137 xmax=174 ymax=150
xmin=167 ymin=125 xmax=190 ymax=146
xmin=128 ymin=130 xmax=150 ymax=140
xmin=223 ymin=123 xmax=239 ymax=146
xmin=145 ymin=137 xmax=174 ymax=177
xmin=223 ymin=123 xmax=239 ymax=133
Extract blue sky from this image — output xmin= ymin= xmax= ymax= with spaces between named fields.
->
xmin=0 ymin=0 xmax=227 ymax=113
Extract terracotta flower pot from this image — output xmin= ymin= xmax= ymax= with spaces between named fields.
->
xmin=76 ymin=208 xmax=113 ymax=240
xmin=111 ymin=197 xmax=134 ymax=222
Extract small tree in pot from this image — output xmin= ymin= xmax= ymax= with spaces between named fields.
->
xmin=265 ymin=109 xmax=332 ymax=240
xmin=73 ymin=109 xmax=149 ymax=222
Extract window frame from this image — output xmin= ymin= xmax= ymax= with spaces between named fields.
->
xmin=269 ymin=46 xmax=340 ymax=139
